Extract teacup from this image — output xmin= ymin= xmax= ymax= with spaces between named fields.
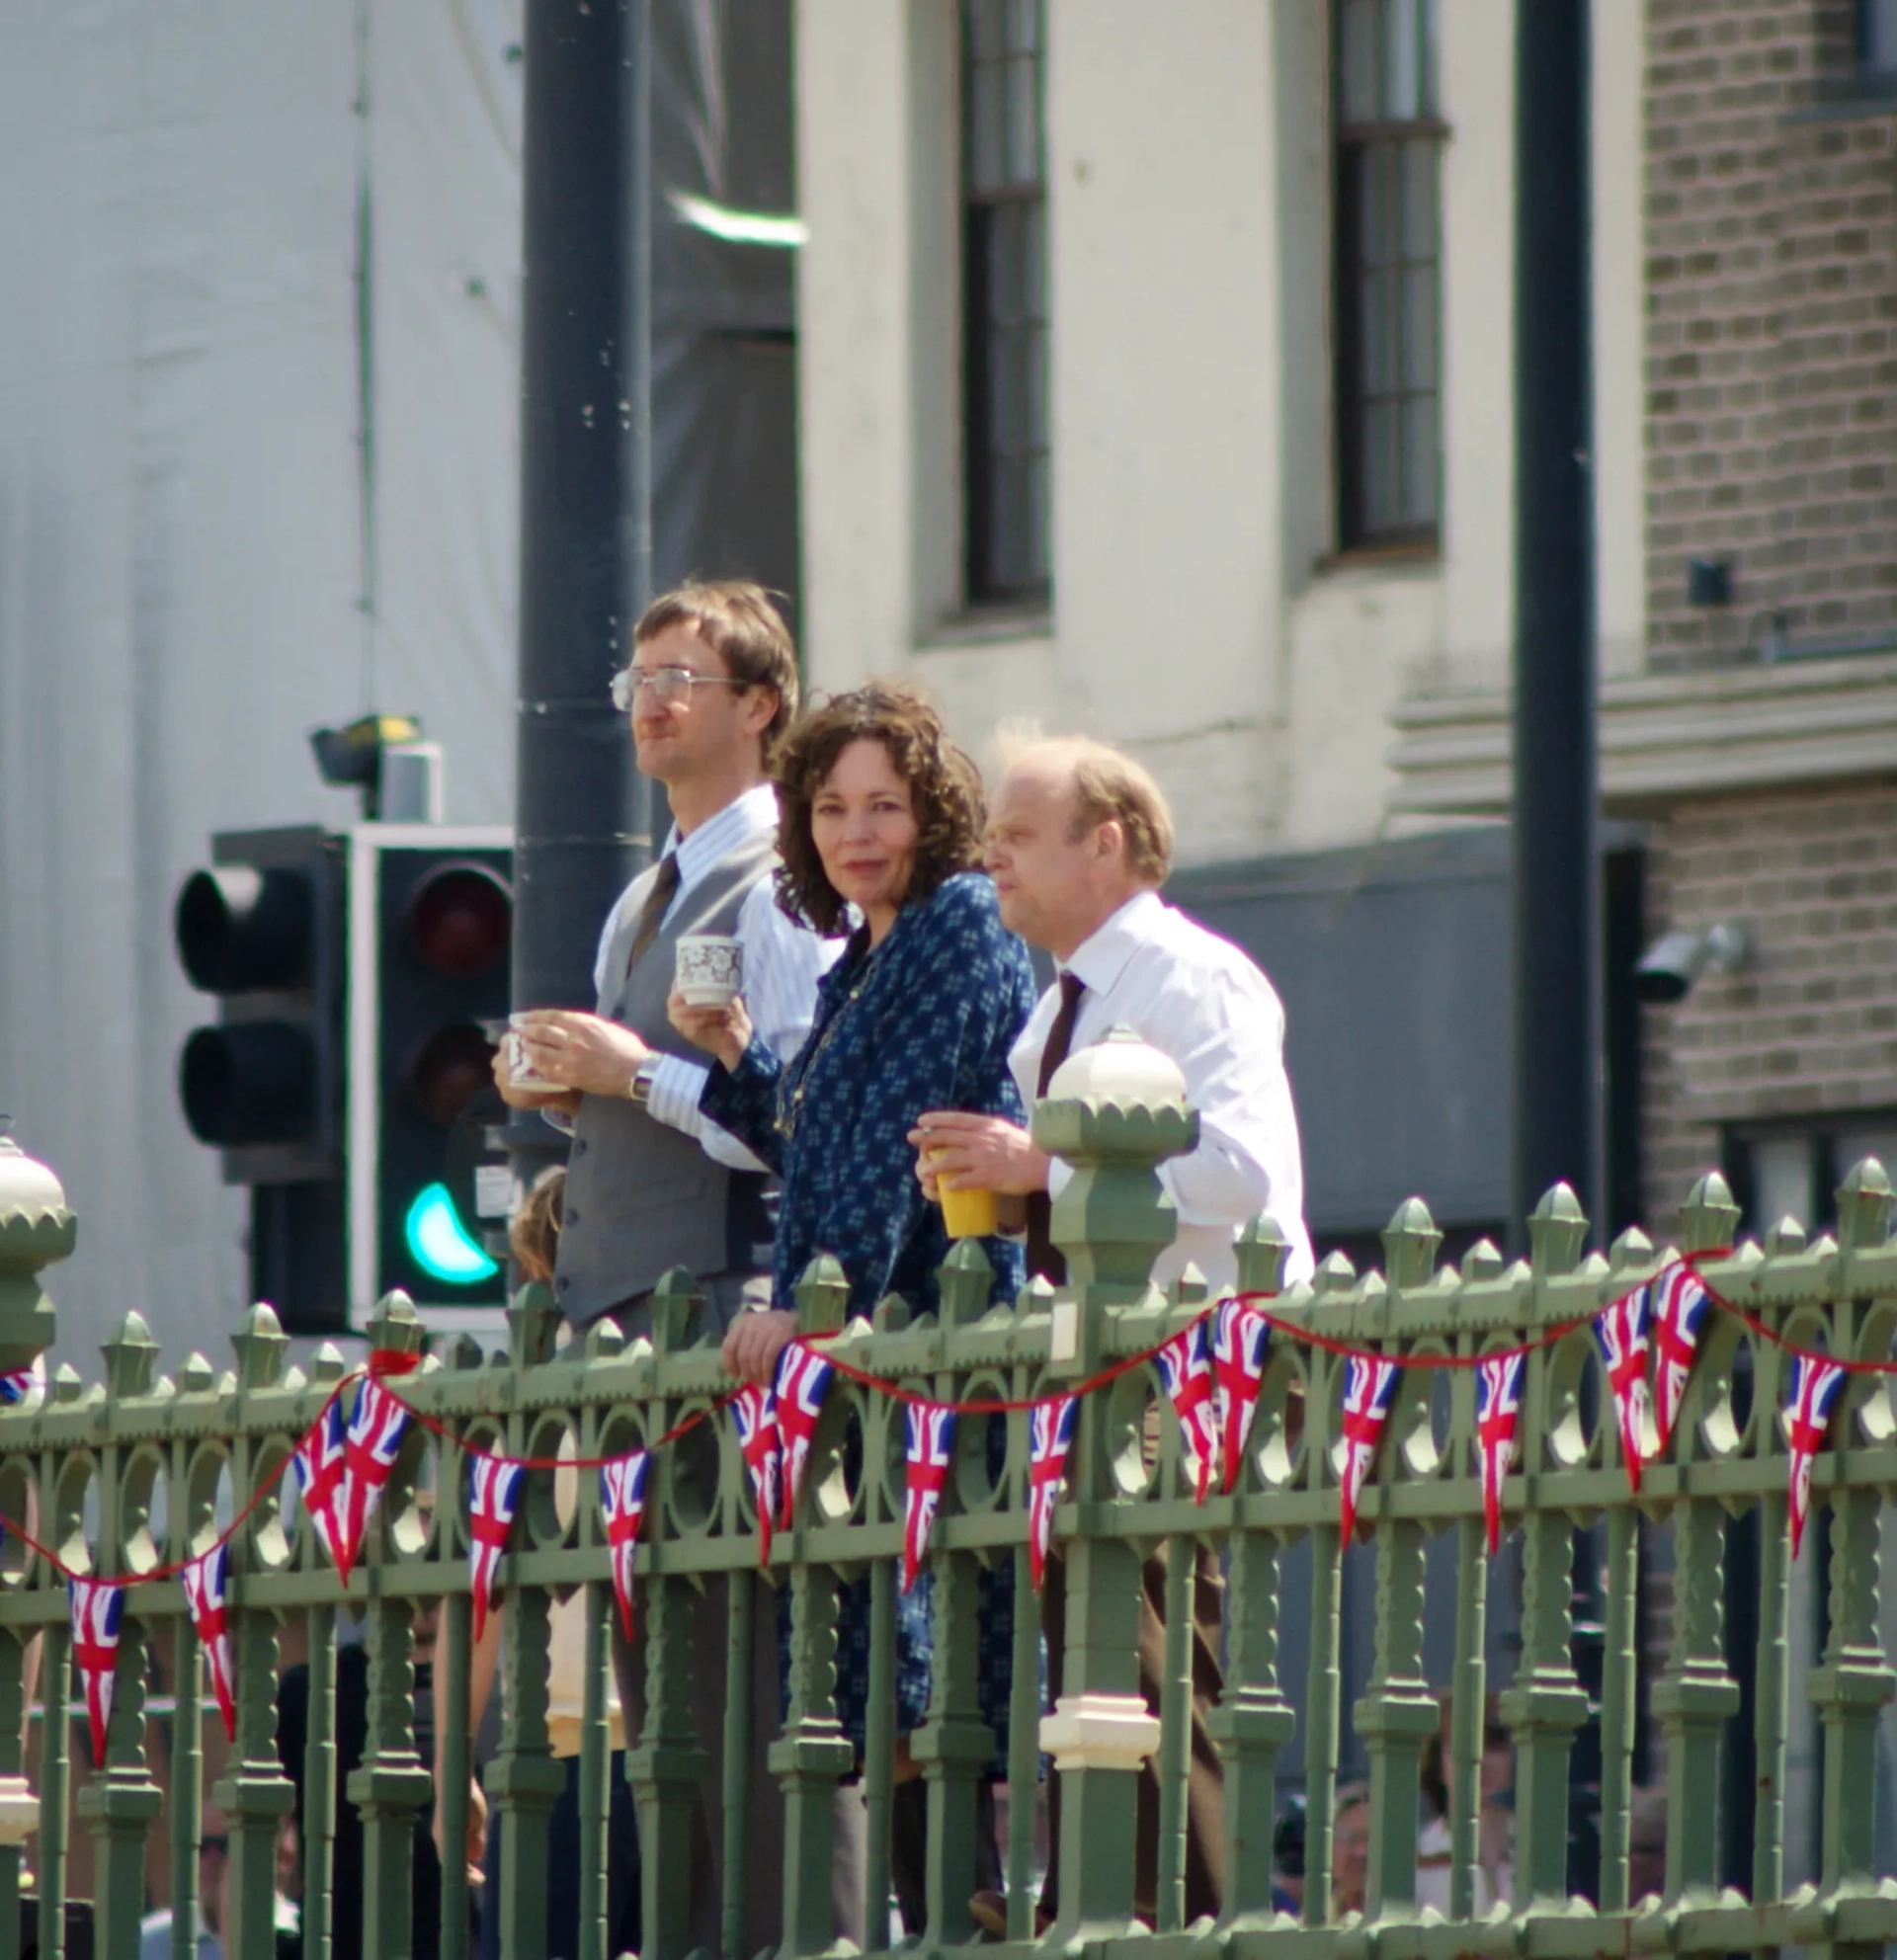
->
xmin=676 ymin=935 xmax=744 ymax=1008
xmin=504 ymin=1015 xmax=555 ymax=1090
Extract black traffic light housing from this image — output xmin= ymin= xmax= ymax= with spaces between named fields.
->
xmin=173 ymin=827 xmax=347 ymax=1326
xmin=350 ymin=832 xmax=514 ymax=1310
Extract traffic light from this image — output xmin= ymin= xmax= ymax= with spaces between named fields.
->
xmin=173 ymin=828 xmax=347 ymax=1327
xmin=349 ymin=830 xmax=514 ymax=1309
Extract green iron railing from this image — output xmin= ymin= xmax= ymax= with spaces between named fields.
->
xmin=0 ymin=1033 xmax=1894 ymax=1960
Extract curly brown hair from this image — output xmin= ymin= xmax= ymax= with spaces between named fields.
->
xmin=773 ymin=682 xmax=987 ymax=937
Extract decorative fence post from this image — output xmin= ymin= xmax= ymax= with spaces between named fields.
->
xmin=1812 ymin=1160 xmax=1896 ymax=1907
xmin=771 ymin=1254 xmax=854 ymax=1960
xmin=1499 ymin=1184 xmax=1594 ymax=1907
xmin=78 ymin=1314 xmax=166 ymax=1956
xmin=0 ymin=1134 xmax=61 ymax=1936
xmin=1357 ymin=1201 xmax=1444 ymax=1921
xmin=1208 ymin=1213 xmax=1296 ymax=1929
xmin=1033 ymin=1029 xmax=1195 ymax=1941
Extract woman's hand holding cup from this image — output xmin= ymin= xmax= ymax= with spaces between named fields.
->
xmin=667 ymin=990 xmax=753 ymax=1073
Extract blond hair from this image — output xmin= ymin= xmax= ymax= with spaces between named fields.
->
xmin=1005 ymin=734 xmax=1175 ymax=886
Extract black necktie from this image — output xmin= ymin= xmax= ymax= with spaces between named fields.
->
xmin=1025 ymin=972 xmax=1087 ymax=1283
xmin=624 ymin=853 xmax=682 ymax=976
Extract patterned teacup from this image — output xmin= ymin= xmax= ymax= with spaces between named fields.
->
xmin=676 ymin=935 xmax=744 ymax=1008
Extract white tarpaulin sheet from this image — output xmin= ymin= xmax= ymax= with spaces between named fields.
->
xmin=0 ymin=1 xmax=526 ymax=1366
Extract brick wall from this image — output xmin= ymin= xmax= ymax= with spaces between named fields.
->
xmin=1640 ymin=779 xmax=1897 ymax=1228
xmin=1645 ymin=0 xmax=1897 ymax=667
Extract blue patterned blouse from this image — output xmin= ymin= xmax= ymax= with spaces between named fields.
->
xmin=701 ymin=868 xmax=1036 ymax=1317
xmin=700 ymin=869 xmax=1038 ymax=1756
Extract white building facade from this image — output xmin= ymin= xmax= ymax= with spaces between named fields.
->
xmin=792 ymin=0 xmax=1648 ymax=863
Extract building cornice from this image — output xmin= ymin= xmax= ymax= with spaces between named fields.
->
xmin=1388 ymin=653 xmax=1897 ymax=815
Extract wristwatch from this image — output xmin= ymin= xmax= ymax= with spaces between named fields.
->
xmin=625 ymin=1058 xmax=661 ymax=1107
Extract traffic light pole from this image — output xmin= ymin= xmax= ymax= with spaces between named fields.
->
xmin=513 ymin=0 xmax=655 ymax=1021
xmin=1509 ymin=0 xmax=1603 ymax=1904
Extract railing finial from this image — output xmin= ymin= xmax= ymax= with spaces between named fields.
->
xmin=1380 ymin=1197 xmax=1442 ymax=1291
xmin=1526 ymin=1183 xmax=1589 ymax=1276
xmin=1835 ymin=1156 xmax=1894 ymax=1253
xmin=0 ymin=1132 xmax=68 ymax=1373
xmin=1680 ymin=1171 xmax=1741 ymax=1256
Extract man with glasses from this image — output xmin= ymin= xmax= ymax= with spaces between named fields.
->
xmin=497 ymin=579 xmax=831 ymax=1337
xmin=489 ymin=582 xmax=847 ymax=1956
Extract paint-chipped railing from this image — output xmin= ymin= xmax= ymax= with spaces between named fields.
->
xmin=0 ymin=1032 xmax=1895 ymax=1960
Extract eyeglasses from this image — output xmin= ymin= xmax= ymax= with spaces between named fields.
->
xmin=610 ymin=665 xmax=749 ymax=713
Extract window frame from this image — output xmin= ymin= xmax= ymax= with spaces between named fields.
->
xmin=1332 ymin=0 xmax=1447 ymax=556
xmin=960 ymin=0 xmax=1052 ymax=611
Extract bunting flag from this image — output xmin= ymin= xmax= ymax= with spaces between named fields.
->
xmin=336 ymin=1378 xmax=413 ymax=1583
xmin=1155 ymin=1320 xmax=1220 ymax=1503
xmin=1593 ymin=1285 xmax=1653 ymax=1495
xmin=1338 ymin=1353 xmax=1401 ymax=1541
xmin=466 ymin=1457 xmax=523 ymax=1644
xmin=599 ymin=1452 xmax=651 ymax=1640
xmin=180 ymin=1545 xmax=236 ymax=1742
xmin=1210 ymin=1299 xmax=1270 ymax=1494
xmin=773 ymin=1345 xmax=834 ymax=1531
xmin=69 ymin=1578 xmax=125 ymax=1764
xmin=292 ymin=1395 xmax=351 ymax=1574
xmin=1649 ymin=1266 xmax=1713 ymax=1458
xmin=900 ymin=1405 xmax=957 ymax=1592
xmin=732 ymin=1384 xmax=782 ymax=1566
xmin=1027 ymin=1395 xmax=1078 ymax=1592
xmin=0 ymin=1369 xmax=38 ymax=1408
xmin=1782 ymin=1353 xmax=1846 ymax=1559
xmin=1475 ymin=1352 xmax=1526 ymax=1557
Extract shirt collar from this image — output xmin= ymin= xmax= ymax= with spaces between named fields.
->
xmin=1060 ymin=888 xmax=1165 ymax=996
xmin=664 ymin=781 xmax=779 ymax=893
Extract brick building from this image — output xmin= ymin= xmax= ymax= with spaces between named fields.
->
xmin=1395 ymin=0 xmax=1897 ymax=1244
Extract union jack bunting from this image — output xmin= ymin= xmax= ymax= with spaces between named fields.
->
xmin=1475 ymin=1352 xmax=1526 ymax=1557
xmin=1155 ymin=1319 xmax=1220 ymax=1504
xmin=1593 ymin=1285 xmax=1653 ymax=1495
xmin=466 ymin=1457 xmax=524 ymax=1643
xmin=1649 ymin=1267 xmax=1713 ymax=1458
xmin=1782 ymin=1353 xmax=1846 ymax=1560
xmin=0 ymin=1369 xmax=37 ymax=1407
xmin=732 ymin=1384 xmax=782 ymax=1565
xmin=1027 ymin=1395 xmax=1078 ymax=1592
xmin=773 ymin=1344 xmax=834 ymax=1531
xmin=901 ymin=1404 xmax=957 ymax=1593
xmin=1210 ymin=1300 xmax=1270 ymax=1494
xmin=180 ymin=1545 xmax=236 ymax=1741
xmin=336 ymin=1377 xmax=413 ymax=1583
xmin=599 ymin=1451 xmax=651 ymax=1640
xmin=69 ymin=1578 xmax=124 ymax=1764
xmin=1337 ymin=1353 xmax=1401 ymax=1541
xmin=292 ymin=1394 xmax=350 ymax=1575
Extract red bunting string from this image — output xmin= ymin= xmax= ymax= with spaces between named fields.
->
xmin=4 ymin=1239 xmax=1892 ymax=1598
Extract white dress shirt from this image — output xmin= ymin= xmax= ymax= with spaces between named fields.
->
xmin=1010 ymin=888 xmax=1316 ymax=1290
xmin=588 ymin=782 xmax=837 ymax=1172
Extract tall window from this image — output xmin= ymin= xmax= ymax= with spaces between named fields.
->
xmin=963 ymin=0 xmax=1050 ymax=606
xmin=1335 ymin=0 xmax=1444 ymax=550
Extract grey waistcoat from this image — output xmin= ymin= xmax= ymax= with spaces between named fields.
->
xmin=553 ymin=827 xmax=778 ymax=1327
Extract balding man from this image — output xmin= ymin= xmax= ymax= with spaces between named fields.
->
xmin=913 ymin=736 xmax=1314 ymax=1931
xmin=916 ymin=735 xmax=1314 ymax=1292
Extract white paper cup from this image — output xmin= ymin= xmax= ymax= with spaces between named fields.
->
xmin=676 ymin=935 xmax=743 ymax=1008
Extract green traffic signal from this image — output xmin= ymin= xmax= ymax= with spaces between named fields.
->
xmin=403 ymin=1182 xmax=498 ymax=1285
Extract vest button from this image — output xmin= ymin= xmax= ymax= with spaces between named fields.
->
xmin=565 ymin=1207 xmax=579 ymax=1224
xmin=556 ymin=1276 xmax=569 ymax=1292
xmin=574 ymin=1138 xmax=589 ymax=1157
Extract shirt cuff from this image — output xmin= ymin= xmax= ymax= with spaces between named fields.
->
xmin=644 ymin=1053 xmax=712 ymax=1134
xmin=540 ymin=1104 xmax=576 ymax=1137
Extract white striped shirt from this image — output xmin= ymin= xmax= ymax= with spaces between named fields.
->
xmin=590 ymin=782 xmax=836 ymax=1172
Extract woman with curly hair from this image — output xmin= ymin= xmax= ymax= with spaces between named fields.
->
xmin=670 ymin=677 xmax=1036 ymax=1363
xmin=670 ymin=680 xmax=1034 ymax=1929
